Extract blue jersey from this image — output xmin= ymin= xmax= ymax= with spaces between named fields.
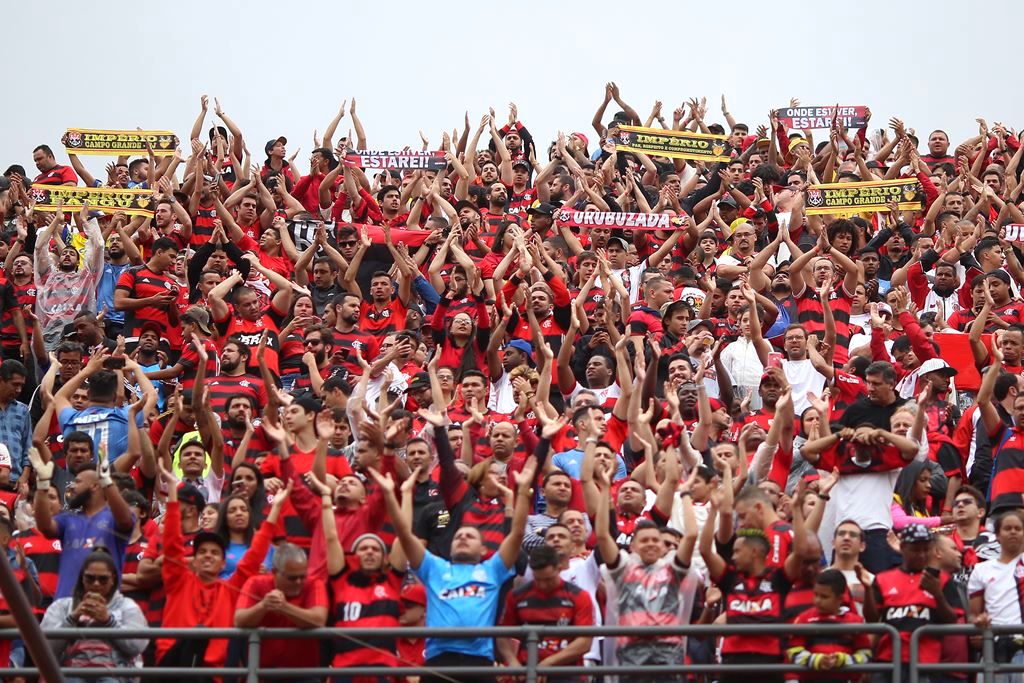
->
xmin=415 ymin=551 xmax=514 ymax=660
xmin=552 ymin=449 xmax=628 ymax=481
xmin=97 ymin=262 xmax=132 ymax=324
xmin=54 ymin=508 xmax=132 ymax=599
xmin=59 ymin=406 xmax=143 ymax=462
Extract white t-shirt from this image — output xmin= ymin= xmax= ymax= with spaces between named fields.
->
xmin=598 ymin=261 xmax=647 ymax=304
xmin=967 ymin=556 xmax=1024 ymax=625
xmin=488 ymin=371 xmax=516 ymax=415
xmin=782 ymin=359 xmax=825 ymax=415
xmin=721 ymin=337 xmax=764 ymax=394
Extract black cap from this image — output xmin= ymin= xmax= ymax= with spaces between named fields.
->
xmin=899 ymin=523 xmax=933 ymax=544
xmin=177 ymin=484 xmax=206 ymax=509
xmin=408 ymin=372 xmax=430 ymax=392
xmin=512 ymin=158 xmax=531 ymax=169
xmin=193 ymin=530 xmax=228 ymax=553
xmin=528 ymin=202 xmax=557 ymax=217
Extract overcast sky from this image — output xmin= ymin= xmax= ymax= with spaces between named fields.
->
xmin=7 ymin=0 xmax=1022 ymax=177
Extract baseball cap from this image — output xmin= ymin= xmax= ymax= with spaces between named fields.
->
xmin=181 ymin=306 xmax=213 ymax=336
xmin=504 ymin=339 xmax=535 ymax=367
xmin=454 ymin=200 xmax=481 ymax=215
xmin=139 ymin=320 xmax=163 ymax=337
xmin=408 ymin=372 xmax=430 ymax=392
xmin=0 ymin=444 xmax=10 ymax=469
xmin=899 ymin=523 xmax=933 ymax=544
xmin=917 ymin=358 xmax=957 ymax=378
xmin=264 ymin=137 xmax=287 ymax=155
xmin=687 ymin=319 xmax=714 ymax=334
xmin=719 ymin=195 xmax=739 ymax=208
xmin=177 ymin=484 xmax=206 ymax=509
xmin=193 ymin=530 xmax=228 ymax=553
xmin=527 ymin=202 xmax=557 ymax=217
xmin=571 ymin=132 xmax=589 ymax=148
xmin=401 ymin=583 xmax=427 ymax=606
xmin=512 ymin=158 xmax=531 ymax=169
xmin=662 ymin=300 xmax=689 ymax=319
xmin=607 ymin=236 xmax=629 ymax=251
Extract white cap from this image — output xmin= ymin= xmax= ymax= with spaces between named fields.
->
xmin=917 ymin=358 xmax=957 ymax=378
xmin=0 ymin=444 xmax=11 ymax=469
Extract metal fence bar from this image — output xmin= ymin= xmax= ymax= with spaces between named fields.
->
xmin=908 ymin=624 xmax=1024 ymax=683
xmin=0 ymin=622 xmax=906 ymax=680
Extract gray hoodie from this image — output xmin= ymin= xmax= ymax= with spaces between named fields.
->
xmin=40 ymin=591 xmax=148 ymax=677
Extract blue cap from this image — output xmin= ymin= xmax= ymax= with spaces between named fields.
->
xmin=504 ymin=339 xmax=535 ymax=367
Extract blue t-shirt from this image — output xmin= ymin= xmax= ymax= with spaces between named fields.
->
xmin=54 ymin=508 xmax=132 ymax=599
xmin=551 ymin=449 xmax=628 ymax=481
xmin=415 ymin=551 xmax=515 ymax=660
xmin=97 ymin=262 xmax=132 ymax=324
xmin=220 ymin=540 xmax=273 ymax=579
xmin=59 ymin=406 xmax=143 ymax=462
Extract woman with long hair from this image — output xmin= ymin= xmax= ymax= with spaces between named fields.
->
xmin=891 ymin=459 xmax=945 ymax=530
xmin=278 ymin=293 xmax=318 ymax=391
xmin=41 ymin=551 xmax=148 ymax=681
xmin=430 ymin=267 xmax=490 ymax=376
xmin=214 ymin=494 xmax=269 ymax=578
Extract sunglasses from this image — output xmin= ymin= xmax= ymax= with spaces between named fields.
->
xmin=83 ymin=573 xmax=112 ymax=584
xmin=304 ymin=339 xmax=323 ymax=346
xmin=339 ymin=241 xmax=358 ymax=247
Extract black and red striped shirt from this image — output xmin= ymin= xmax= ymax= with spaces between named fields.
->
xmin=329 ymin=564 xmax=403 ymax=667
xmin=207 ymin=374 xmax=270 ymax=418
xmin=720 ymin=564 xmax=792 ymax=656
xmin=116 ymin=265 xmax=180 ymax=341
xmin=14 ymin=527 xmax=61 ymax=610
xmin=501 ymin=578 xmax=594 ymax=664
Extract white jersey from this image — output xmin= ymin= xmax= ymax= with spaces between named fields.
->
xmin=967 ymin=555 xmax=1024 ymax=626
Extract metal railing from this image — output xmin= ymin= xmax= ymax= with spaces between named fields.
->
xmin=0 ymin=623 xmax=905 ymax=682
xmin=909 ymin=624 xmax=1024 ymax=683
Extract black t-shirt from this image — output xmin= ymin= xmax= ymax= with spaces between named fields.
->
xmin=310 ymin=283 xmax=344 ymax=317
xmin=412 ymin=499 xmax=454 ymax=559
xmin=838 ymin=395 xmax=908 ymax=430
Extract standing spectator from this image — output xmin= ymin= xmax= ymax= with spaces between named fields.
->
xmin=34 ymin=204 xmax=104 ymax=351
xmin=498 ymin=544 xmax=594 ymax=676
xmin=40 ymin=550 xmax=148 ymax=680
xmin=155 ymin=465 xmax=288 ymax=671
xmin=373 ymin=454 xmax=536 ymax=680
xmin=29 ymin=445 xmax=134 ymax=599
xmin=113 ymin=237 xmax=181 ymax=346
xmin=968 ymin=510 xmax=1024 ymax=675
xmin=234 ymin=543 xmax=328 ymax=679
xmin=596 ymin=452 xmax=697 ymax=681
xmin=32 ymin=144 xmax=78 ymax=186
xmin=0 ymin=360 xmax=30 ymax=488
xmin=864 ymin=524 xmax=959 ymax=683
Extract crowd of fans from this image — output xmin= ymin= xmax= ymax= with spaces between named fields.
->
xmin=1 ymin=86 xmax=1024 ymax=683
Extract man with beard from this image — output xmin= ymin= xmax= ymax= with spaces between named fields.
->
xmin=329 ymin=291 xmax=375 ymax=377
xmin=129 ymin=322 xmax=167 ymax=408
xmin=71 ymin=311 xmax=116 ymax=355
xmin=34 ymin=204 xmax=104 ymax=351
xmin=373 ymin=455 xmax=536 ymax=675
xmin=96 ymin=213 xmax=144 ymax=340
xmin=482 ymin=181 xmax=518 ymax=235
xmin=0 ymin=253 xmax=32 ymax=362
xmin=114 ymin=236 xmax=181 ymax=346
xmin=320 ymin=485 xmax=405 ymax=673
xmin=207 ymin=337 xmax=267 ymax=416
xmin=208 ymin=261 xmax=294 ymax=377
xmin=29 ymin=446 xmax=134 ymax=599
xmin=907 ymin=253 xmax=962 ymax=320
xmin=143 ymin=188 xmax=193 ymax=249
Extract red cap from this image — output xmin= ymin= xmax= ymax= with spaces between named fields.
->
xmin=401 ymin=583 xmax=427 ymax=606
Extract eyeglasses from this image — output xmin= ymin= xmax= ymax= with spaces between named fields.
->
xmin=83 ymin=573 xmax=112 ymax=585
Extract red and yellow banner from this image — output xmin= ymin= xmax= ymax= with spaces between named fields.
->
xmin=63 ymin=128 xmax=179 ymax=156
xmin=29 ymin=185 xmax=155 ymax=217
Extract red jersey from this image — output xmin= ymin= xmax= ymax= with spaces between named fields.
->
xmin=236 ymin=573 xmax=329 ymax=668
xmin=329 ymin=564 xmax=404 ymax=668
xmin=501 ymin=578 xmax=595 ymax=664
xmin=787 ymin=606 xmax=871 ymax=678
xmin=116 ymin=265 xmax=180 ymax=342
xmin=177 ymin=337 xmax=220 ymax=390
xmin=206 ymin=373 xmax=269 ymax=417
xmin=214 ymin=301 xmax=288 ymax=376
xmin=360 ymin=297 xmax=409 ymax=337
xmin=719 ymin=564 xmax=792 ymax=656
xmin=34 ymin=164 xmax=78 ymax=185
xmin=872 ymin=566 xmax=960 ymax=663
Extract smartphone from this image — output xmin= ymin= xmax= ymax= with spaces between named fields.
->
xmin=104 ymin=357 xmax=126 ymax=370
xmin=767 ymin=352 xmax=784 ymax=369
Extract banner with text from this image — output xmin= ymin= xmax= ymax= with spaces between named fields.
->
xmin=345 ymin=150 xmax=447 ymax=171
xmin=555 ymin=209 xmax=687 ymax=231
xmin=29 ymin=185 xmax=155 ymax=217
xmin=613 ymin=125 xmax=732 ymax=163
xmin=63 ymin=129 xmax=179 ymax=156
xmin=805 ymin=179 xmax=922 ymax=215
xmin=774 ymin=106 xmax=868 ymax=130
